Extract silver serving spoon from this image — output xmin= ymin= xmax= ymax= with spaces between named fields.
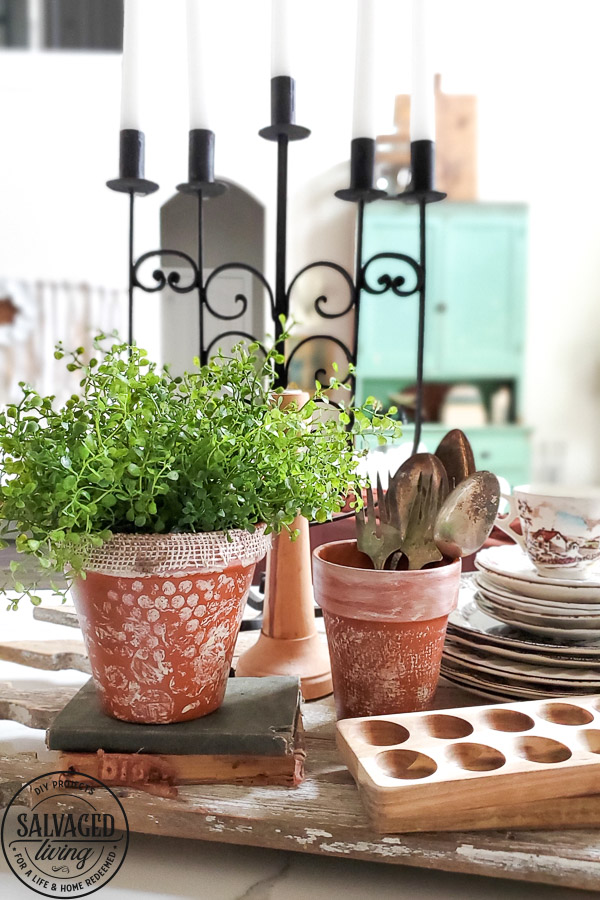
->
xmin=435 ymin=429 xmax=476 ymax=491
xmin=387 ymin=453 xmax=449 ymax=569
xmin=386 ymin=453 xmax=449 ymax=530
xmin=434 ymin=471 xmax=500 ymax=559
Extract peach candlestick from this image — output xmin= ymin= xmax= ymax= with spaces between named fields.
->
xmin=236 ymin=390 xmax=333 ymax=700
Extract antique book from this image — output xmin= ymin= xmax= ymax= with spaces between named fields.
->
xmin=47 ymin=676 xmax=304 ymax=791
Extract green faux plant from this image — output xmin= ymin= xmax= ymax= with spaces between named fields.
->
xmin=0 ymin=332 xmax=401 ymax=608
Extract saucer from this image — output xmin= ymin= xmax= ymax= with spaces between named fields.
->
xmin=474 ymin=592 xmax=600 ymax=641
xmin=475 ymin=545 xmax=600 ymax=602
xmin=443 ymin=640 xmax=600 ymax=685
xmin=448 ymin=581 xmax=600 ymax=656
xmin=473 ymin=572 xmax=600 ymax=614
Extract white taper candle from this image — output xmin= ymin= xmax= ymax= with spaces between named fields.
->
xmin=271 ymin=0 xmax=293 ymax=77
xmin=120 ymin=0 xmax=143 ymax=130
xmin=187 ymin=0 xmax=211 ymax=130
xmin=410 ymin=0 xmax=436 ymax=142
xmin=352 ymin=0 xmax=377 ymax=139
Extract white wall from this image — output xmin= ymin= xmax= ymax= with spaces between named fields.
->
xmin=0 ymin=0 xmax=598 ymax=483
xmin=430 ymin=0 xmax=600 ymax=487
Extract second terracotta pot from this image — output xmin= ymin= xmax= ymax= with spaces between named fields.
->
xmin=313 ymin=540 xmax=461 ymax=719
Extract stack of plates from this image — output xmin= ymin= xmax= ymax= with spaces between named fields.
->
xmin=442 ymin=547 xmax=600 ymax=700
xmin=474 ymin=545 xmax=600 ymax=641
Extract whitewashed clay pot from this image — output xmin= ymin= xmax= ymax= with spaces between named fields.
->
xmin=313 ymin=540 xmax=461 ymax=719
xmin=495 ymin=485 xmax=600 ymax=579
xmin=70 ymin=530 xmax=271 ymax=724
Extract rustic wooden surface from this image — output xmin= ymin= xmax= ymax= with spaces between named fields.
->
xmin=32 ymin=604 xmax=79 ymax=629
xmin=0 ymin=619 xmax=599 ymax=889
xmin=0 ymin=690 xmax=599 ymax=891
xmin=0 ymin=639 xmax=90 ymax=673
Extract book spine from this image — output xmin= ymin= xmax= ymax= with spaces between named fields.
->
xmin=58 ymin=748 xmax=305 ymax=793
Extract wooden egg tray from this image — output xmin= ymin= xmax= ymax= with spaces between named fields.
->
xmin=336 ymin=695 xmax=600 ymax=833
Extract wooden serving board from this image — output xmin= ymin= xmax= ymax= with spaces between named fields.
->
xmin=1 ymin=627 xmax=600 ymax=890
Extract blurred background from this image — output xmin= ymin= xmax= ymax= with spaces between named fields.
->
xmin=0 ymin=0 xmax=597 ymax=487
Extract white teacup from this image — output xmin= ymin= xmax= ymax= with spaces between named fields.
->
xmin=494 ymin=484 xmax=600 ymax=579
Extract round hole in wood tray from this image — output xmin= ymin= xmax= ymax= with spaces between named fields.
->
xmin=446 ymin=742 xmax=506 ymax=771
xmin=538 ymin=702 xmax=594 ymax=726
xmin=350 ymin=720 xmax=411 ymax=747
xmin=376 ymin=749 xmax=437 ymax=780
xmin=481 ymin=709 xmax=535 ymax=733
xmin=579 ymin=729 xmax=600 ymax=754
xmin=420 ymin=714 xmax=474 ymax=739
xmin=516 ymin=736 xmax=572 ymax=764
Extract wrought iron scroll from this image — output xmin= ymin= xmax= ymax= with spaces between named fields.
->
xmin=121 ymin=183 xmax=430 ymax=455
xmin=133 ymin=250 xmax=200 ymax=294
xmin=109 ymin=106 xmax=444 ymax=459
xmin=361 ymin=253 xmax=424 ymax=298
xmin=285 ymin=260 xmax=357 ymax=390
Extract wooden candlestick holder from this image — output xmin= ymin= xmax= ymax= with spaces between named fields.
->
xmin=236 ymin=390 xmax=333 ymax=700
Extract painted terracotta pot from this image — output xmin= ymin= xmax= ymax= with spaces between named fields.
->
xmin=313 ymin=540 xmax=461 ymax=719
xmin=71 ymin=530 xmax=271 ymax=724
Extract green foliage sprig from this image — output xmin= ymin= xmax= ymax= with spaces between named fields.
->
xmin=0 ymin=332 xmax=401 ymax=607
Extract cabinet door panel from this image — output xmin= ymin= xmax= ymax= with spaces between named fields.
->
xmin=358 ymin=213 xmax=442 ymax=378
xmin=437 ymin=216 xmax=526 ymax=376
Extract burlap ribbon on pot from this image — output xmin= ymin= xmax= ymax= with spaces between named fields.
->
xmin=82 ymin=527 xmax=271 ymax=578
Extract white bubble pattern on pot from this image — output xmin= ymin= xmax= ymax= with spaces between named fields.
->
xmin=82 ymin=528 xmax=271 ymax=577
xmin=75 ymin=569 xmax=252 ymax=723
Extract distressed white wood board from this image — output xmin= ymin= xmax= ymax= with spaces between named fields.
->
xmin=0 ymin=611 xmax=600 ymax=890
xmin=0 ymin=704 xmax=599 ymax=891
xmin=1 ymin=684 xmax=600 ymax=890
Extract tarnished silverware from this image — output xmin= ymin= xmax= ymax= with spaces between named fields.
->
xmin=434 ymin=471 xmax=500 ymax=559
xmin=435 ymin=429 xmax=476 ymax=491
xmin=401 ymin=471 xmax=446 ymax=570
xmin=386 ymin=453 xmax=449 ymax=569
xmin=355 ymin=476 xmax=404 ymax=570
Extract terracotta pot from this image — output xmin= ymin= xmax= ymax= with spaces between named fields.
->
xmin=71 ymin=530 xmax=270 ymax=724
xmin=312 ymin=540 xmax=461 ymax=719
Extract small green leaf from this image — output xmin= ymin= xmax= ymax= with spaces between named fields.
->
xmin=0 ymin=326 xmax=397 ymax=603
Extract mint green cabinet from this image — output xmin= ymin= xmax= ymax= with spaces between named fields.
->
xmin=356 ymin=202 xmax=531 ymax=487
xmin=397 ymin=424 xmax=532 ymax=489
xmin=438 ymin=211 xmax=526 ymax=377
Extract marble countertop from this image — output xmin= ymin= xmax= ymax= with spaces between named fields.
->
xmin=0 ymin=611 xmax=598 ymax=900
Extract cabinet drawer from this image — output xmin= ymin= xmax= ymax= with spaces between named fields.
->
xmin=467 ymin=431 xmax=530 ymax=476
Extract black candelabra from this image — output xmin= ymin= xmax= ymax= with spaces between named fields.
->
xmin=107 ymin=76 xmax=445 ymax=454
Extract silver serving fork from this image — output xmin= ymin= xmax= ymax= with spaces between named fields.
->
xmin=400 ymin=473 xmax=444 ymax=570
xmin=355 ymin=474 xmax=404 ymax=570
